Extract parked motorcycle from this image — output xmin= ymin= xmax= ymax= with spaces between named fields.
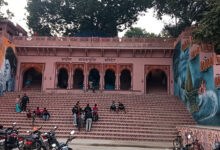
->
xmin=51 ymin=130 xmax=75 ymax=150
xmin=0 ymin=123 xmax=23 ymax=150
xmin=22 ymin=126 xmax=46 ymax=150
xmin=42 ymin=126 xmax=59 ymax=150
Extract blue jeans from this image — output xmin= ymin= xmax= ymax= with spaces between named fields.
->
xmin=73 ymin=113 xmax=77 ymax=125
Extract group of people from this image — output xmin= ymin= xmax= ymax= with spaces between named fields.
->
xmin=15 ymin=93 xmax=50 ymax=122
xmin=72 ymin=102 xmax=98 ymax=132
xmin=110 ymin=101 xmax=126 ymax=113
xmin=15 ymin=93 xmax=29 ymax=113
xmin=26 ymin=107 xmax=50 ymax=121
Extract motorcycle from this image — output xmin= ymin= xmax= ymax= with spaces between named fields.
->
xmin=42 ymin=126 xmax=59 ymax=150
xmin=0 ymin=123 xmax=23 ymax=150
xmin=22 ymin=126 xmax=46 ymax=150
xmin=0 ymin=125 xmax=6 ymax=148
xmin=51 ymin=130 xmax=75 ymax=150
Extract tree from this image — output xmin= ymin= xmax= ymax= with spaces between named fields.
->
xmin=124 ymin=27 xmax=160 ymax=38
xmin=193 ymin=0 xmax=220 ymax=54
xmin=153 ymin=0 xmax=209 ymax=37
xmin=26 ymin=0 xmax=153 ymax=37
xmin=0 ymin=0 xmax=13 ymax=19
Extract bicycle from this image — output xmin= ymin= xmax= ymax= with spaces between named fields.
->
xmin=173 ymin=132 xmax=184 ymax=149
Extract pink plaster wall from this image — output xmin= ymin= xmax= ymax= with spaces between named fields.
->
xmin=16 ymin=55 xmax=173 ymax=94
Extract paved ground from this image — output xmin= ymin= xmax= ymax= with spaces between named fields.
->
xmin=59 ymin=139 xmax=173 ymax=150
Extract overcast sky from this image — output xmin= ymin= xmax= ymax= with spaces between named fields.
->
xmin=4 ymin=0 xmax=172 ymax=37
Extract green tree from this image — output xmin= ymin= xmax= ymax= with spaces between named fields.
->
xmin=153 ymin=0 xmax=209 ymax=37
xmin=0 ymin=0 xmax=13 ymax=19
xmin=193 ymin=0 xmax=220 ymax=54
xmin=124 ymin=27 xmax=160 ymax=38
xmin=26 ymin=0 xmax=153 ymax=37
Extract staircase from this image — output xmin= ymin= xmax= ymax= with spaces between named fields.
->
xmin=0 ymin=92 xmax=196 ymax=143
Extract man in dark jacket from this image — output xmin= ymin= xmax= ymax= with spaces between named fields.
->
xmin=85 ymin=110 xmax=92 ymax=132
xmin=72 ymin=105 xmax=78 ymax=125
xmin=20 ymin=93 xmax=29 ymax=112
xmin=84 ymin=104 xmax=92 ymax=114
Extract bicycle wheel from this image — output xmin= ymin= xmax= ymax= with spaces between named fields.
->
xmin=173 ymin=139 xmax=181 ymax=148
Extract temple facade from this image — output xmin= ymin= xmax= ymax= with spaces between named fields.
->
xmin=1 ymin=19 xmax=219 ymax=98
xmin=0 ymin=20 xmax=176 ymax=95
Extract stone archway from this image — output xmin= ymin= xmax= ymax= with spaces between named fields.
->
xmin=57 ymin=68 xmax=69 ymax=89
xmin=22 ymin=67 xmax=42 ymax=91
xmin=146 ymin=69 xmax=167 ymax=93
xmin=88 ymin=68 xmax=100 ymax=89
xmin=73 ymin=68 xmax=84 ymax=89
xmin=20 ymin=63 xmax=45 ymax=91
xmin=120 ymin=69 xmax=131 ymax=90
xmin=104 ymin=69 xmax=116 ymax=90
xmin=145 ymin=65 xmax=170 ymax=94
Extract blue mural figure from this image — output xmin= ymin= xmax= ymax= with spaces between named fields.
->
xmin=5 ymin=47 xmax=17 ymax=92
xmin=174 ymin=41 xmax=220 ymax=126
xmin=0 ymin=47 xmax=17 ymax=95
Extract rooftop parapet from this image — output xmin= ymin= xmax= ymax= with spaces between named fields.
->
xmin=13 ymin=36 xmax=176 ymax=49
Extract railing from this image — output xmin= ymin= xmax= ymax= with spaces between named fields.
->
xmin=200 ymin=56 xmax=214 ymax=71
xmin=177 ymin=125 xmax=220 ymax=150
xmin=13 ymin=36 xmax=176 ymax=49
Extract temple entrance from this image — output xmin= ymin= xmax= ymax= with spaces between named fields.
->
xmin=120 ymin=69 xmax=131 ymax=90
xmin=88 ymin=68 xmax=100 ymax=89
xmin=146 ymin=69 xmax=167 ymax=93
xmin=22 ymin=67 xmax=42 ymax=91
xmin=73 ymin=69 xmax=84 ymax=89
xmin=57 ymin=68 xmax=68 ymax=89
xmin=104 ymin=69 xmax=116 ymax=90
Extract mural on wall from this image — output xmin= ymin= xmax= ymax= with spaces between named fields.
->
xmin=0 ymin=38 xmax=17 ymax=95
xmin=173 ymin=41 xmax=220 ymax=125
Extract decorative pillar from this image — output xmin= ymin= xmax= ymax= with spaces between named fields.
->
xmin=118 ymin=73 xmax=121 ymax=90
xmin=130 ymin=72 xmax=133 ymax=90
xmin=84 ymin=71 xmax=88 ymax=91
xmin=55 ymin=69 xmax=58 ymax=88
xmin=71 ymin=71 xmax=74 ymax=89
xmin=67 ymin=71 xmax=72 ymax=89
xmin=115 ymin=73 xmax=118 ymax=90
xmin=100 ymin=72 xmax=104 ymax=90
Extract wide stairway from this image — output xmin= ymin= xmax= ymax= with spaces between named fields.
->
xmin=0 ymin=92 xmax=196 ymax=143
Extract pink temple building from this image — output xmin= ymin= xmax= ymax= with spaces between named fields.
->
xmin=1 ymin=20 xmax=220 ymax=150
xmin=0 ymin=19 xmax=176 ymax=95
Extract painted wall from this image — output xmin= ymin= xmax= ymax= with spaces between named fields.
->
xmin=173 ymin=41 xmax=220 ymax=125
xmin=0 ymin=37 xmax=17 ymax=95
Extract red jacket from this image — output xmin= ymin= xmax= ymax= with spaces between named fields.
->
xmin=93 ymin=107 xmax=98 ymax=114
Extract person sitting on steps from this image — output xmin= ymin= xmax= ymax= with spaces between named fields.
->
xmin=26 ymin=109 xmax=32 ymax=119
xmin=42 ymin=108 xmax=50 ymax=121
xmin=36 ymin=107 xmax=42 ymax=117
xmin=110 ymin=101 xmax=116 ymax=112
xmin=118 ymin=102 xmax=126 ymax=113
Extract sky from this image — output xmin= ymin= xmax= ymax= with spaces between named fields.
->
xmin=3 ymin=0 xmax=172 ymax=37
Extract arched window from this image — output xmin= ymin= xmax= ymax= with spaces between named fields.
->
xmin=57 ymin=68 xmax=68 ymax=89
xmin=88 ymin=68 xmax=100 ymax=89
xmin=73 ymin=69 xmax=84 ymax=89
xmin=104 ymin=69 xmax=116 ymax=90
xmin=23 ymin=67 xmax=42 ymax=91
xmin=146 ymin=69 xmax=167 ymax=93
xmin=120 ymin=69 xmax=131 ymax=90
